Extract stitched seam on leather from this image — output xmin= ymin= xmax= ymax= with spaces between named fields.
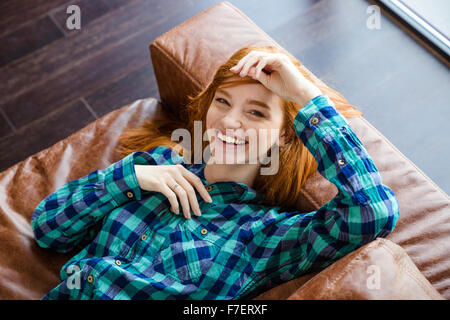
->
xmin=152 ymin=2 xmax=217 ymax=47
xmin=325 ymin=240 xmax=382 ymax=291
xmin=151 ymin=42 xmax=202 ymax=90
xmin=150 ymin=2 xmax=239 ymax=90
xmin=222 ymin=2 xmax=282 ymax=47
xmin=382 ymin=245 xmax=431 ymax=296
xmin=299 ymin=188 xmax=320 ymax=209
xmin=381 ymin=241 xmax=438 ymax=298
xmin=359 ymin=117 xmax=450 ymax=200
xmin=302 ymin=239 xmax=382 ymax=298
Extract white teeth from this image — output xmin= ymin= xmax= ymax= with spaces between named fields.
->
xmin=217 ymin=131 xmax=246 ymax=145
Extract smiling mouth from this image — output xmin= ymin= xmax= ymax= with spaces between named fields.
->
xmin=216 ymin=131 xmax=248 ymax=146
xmin=216 ymin=138 xmax=249 ymax=148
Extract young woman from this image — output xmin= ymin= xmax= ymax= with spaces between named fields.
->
xmin=31 ymin=45 xmax=399 ymax=300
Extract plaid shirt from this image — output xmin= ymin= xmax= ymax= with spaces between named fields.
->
xmin=31 ymin=94 xmax=399 ymax=300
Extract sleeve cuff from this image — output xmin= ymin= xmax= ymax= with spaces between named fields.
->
xmin=104 ymin=152 xmax=144 ymax=206
xmin=293 ymin=94 xmax=350 ymax=136
xmin=104 ymin=148 xmax=186 ymax=207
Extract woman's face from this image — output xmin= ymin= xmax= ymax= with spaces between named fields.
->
xmin=205 ymin=76 xmax=286 ymax=165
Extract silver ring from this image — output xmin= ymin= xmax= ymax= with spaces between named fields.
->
xmin=172 ymin=184 xmax=180 ymax=190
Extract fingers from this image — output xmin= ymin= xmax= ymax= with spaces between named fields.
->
xmin=255 ymin=57 xmax=269 ymax=79
xmin=138 ymin=164 xmax=213 ymax=220
xmin=160 ymin=184 xmax=180 ymax=215
xmin=168 ymin=165 xmax=214 ymax=220
xmin=173 ymin=176 xmax=201 ymax=219
xmin=232 ymin=50 xmax=288 ymax=73
xmin=167 ymin=178 xmax=191 ymax=219
xmin=230 ymin=51 xmax=266 ymax=74
xmin=230 ymin=52 xmax=275 ymax=84
xmin=239 ymin=54 xmax=260 ymax=77
xmin=230 ymin=53 xmax=252 ymax=73
xmin=182 ymin=169 xmax=213 ymax=204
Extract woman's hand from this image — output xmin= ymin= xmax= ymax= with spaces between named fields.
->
xmin=134 ymin=164 xmax=213 ymax=219
xmin=230 ymin=50 xmax=322 ymax=107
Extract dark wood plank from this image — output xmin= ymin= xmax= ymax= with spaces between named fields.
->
xmin=275 ymin=0 xmax=397 ymax=90
xmin=100 ymin=0 xmax=132 ymax=10
xmin=85 ymin=63 xmax=159 ymax=118
xmin=269 ymin=0 xmax=449 ymax=115
xmin=0 ymin=0 xmax=217 ymax=130
xmin=343 ymin=33 xmax=450 ymax=133
xmin=49 ymin=0 xmax=111 ymax=34
xmin=269 ymin=0 xmax=363 ymax=64
xmin=304 ymin=1 xmax=450 ymax=112
xmin=0 ymin=0 xmax=203 ymax=110
xmin=2 ymin=28 xmax=151 ymax=130
xmin=0 ymin=111 xmax=13 ymax=137
xmin=0 ymin=0 xmax=142 ymax=102
xmin=226 ymin=0 xmax=321 ymax=33
xmin=0 ymin=100 xmax=95 ymax=172
xmin=288 ymin=2 xmax=389 ymax=79
xmin=400 ymin=88 xmax=450 ymax=194
xmin=0 ymin=0 xmax=220 ymax=105
xmin=0 ymin=15 xmax=64 ymax=68
xmin=0 ymin=0 xmax=69 ymax=37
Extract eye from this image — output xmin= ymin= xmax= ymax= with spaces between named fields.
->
xmin=215 ymin=98 xmax=265 ymax=118
xmin=249 ymin=110 xmax=265 ymax=118
xmin=215 ymin=98 xmax=229 ymax=105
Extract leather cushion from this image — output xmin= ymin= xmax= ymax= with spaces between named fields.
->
xmin=256 ymin=238 xmax=443 ymax=300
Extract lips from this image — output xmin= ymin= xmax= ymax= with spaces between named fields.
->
xmin=216 ymin=130 xmax=248 ymax=145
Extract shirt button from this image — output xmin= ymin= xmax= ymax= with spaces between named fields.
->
xmin=126 ymin=191 xmax=134 ymax=198
xmin=205 ymin=185 xmax=213 ymax=192
xmin=311 ymin=117 xmax=319 ymax=125
xmin=338 ymin=159 xmax=346 ymax=166
xmin=115 ymin=259 xmax=122 ymax=266
xmin=200 ymin=228 xmax=208 ymax=235
xmin=87 ymin=275 xmax=94 ymax=283
xmin=141 ymin=234 xmax=147 ymax=241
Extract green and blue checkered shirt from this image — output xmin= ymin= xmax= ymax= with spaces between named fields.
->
xmin=31 ymin=94 xmax=399 ymax=300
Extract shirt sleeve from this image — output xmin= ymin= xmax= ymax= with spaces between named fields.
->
xmin=31 ymin=146 xmax=183 ymax=253
xmin=241 ymin=94 xmax=400 ymax=298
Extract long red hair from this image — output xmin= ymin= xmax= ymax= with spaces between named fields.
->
xmin=117 ymin=45 xmax=363 ymax=211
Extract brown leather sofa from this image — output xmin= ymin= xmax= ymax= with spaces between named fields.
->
xmin=0 ymin=1 xmax=448 ymax=300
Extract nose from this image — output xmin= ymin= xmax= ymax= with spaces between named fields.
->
xmin=220 ymin=107 xmax=243 ymax=129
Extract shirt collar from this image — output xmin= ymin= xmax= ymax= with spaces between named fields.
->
xmin=185 ymin=162 xmax=262 ymax=204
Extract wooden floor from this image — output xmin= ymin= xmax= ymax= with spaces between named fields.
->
xmin=0 ymin=0 xmax=449 ymax=194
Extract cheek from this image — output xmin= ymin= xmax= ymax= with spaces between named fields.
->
xmin=256 ymin=127 xmax=283 ymax=149
xmin=206 ymin=108 xmax=218 ymax=129
xmin=205 ymin=108 xmax=220 ymax=141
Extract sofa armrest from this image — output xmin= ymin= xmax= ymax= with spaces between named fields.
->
xmin=254 ymin=238 xmax=443 ymax=300
xmin=285 ymin=238 xmax=444 ymax=300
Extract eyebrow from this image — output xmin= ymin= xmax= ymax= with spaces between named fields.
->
xmin=216 ymin=88 xmax=271 ymax=110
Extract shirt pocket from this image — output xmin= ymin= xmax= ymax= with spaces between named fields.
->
xmin=67 ymin=262 xmax=99 ymax=300
xmin=152 ymin=225 xmax=223 ymax=284
xmin=125 ymin=226 xmax=164 ymax=263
